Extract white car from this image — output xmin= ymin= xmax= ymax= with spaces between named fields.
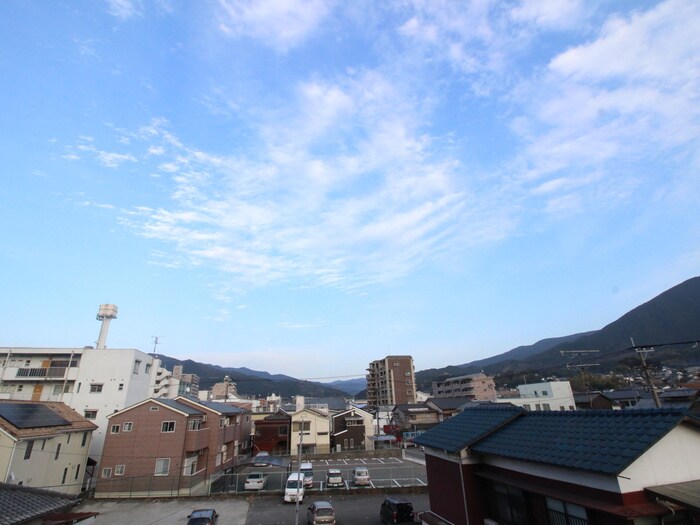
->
xmin=352 ymin=466 xmax=371 ymax=486
xmin=244 ymin=472 xmax=268 ymax=490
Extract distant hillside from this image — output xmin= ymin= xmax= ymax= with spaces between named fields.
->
xmin=154 ymin=356 xmax=348 ymax=398
xmin=322 ymin=378 xmax=367 ymax=396
xmin=416 ymin=276 xmax=700 ymax=389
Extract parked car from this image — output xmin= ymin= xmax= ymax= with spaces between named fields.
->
xmin=284 ymin=472 xmax=306 ymax=503
xmin=300 ymin=461 xmax=314 ymax=488
xmin=307 ymin=500 xmax=336 ymax=525
xmin=187 ymin=509 xmax=219 ymax=525
xmin=380 ymin=497 xmax=416 ymax=524
xmin=244 ymin=472 xmax=269 ymax=490
xmin=325 ymin=469 xmax=344 ymax=488
xmin=352 ymin=466 xmax=370 ymax=486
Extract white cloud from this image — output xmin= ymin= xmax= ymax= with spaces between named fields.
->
xmin=105 ymin=0 xmax=142 ymax=20
xmin=217 ymin=0 xmax=333 ymax=52
xmin=510 ymin=0 xmax=586 ymax=30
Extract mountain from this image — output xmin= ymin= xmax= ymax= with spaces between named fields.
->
xmin=416 ymin=276 xmax=700 ymax=389
xmin=154 ymin=356 xmax=348 ymax=398
xmin=322 ymin=378 xmax=367 ymax=396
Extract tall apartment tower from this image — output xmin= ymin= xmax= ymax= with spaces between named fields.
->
xmin=366 ymin=355 xmax=417 ymax=408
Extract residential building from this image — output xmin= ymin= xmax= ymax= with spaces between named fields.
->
xmin=0 ymin=345 xmax=170 ymax=475
xmin=366 ymin=355 xmax=417 ymax=408
xmin=574 ymin=392 xmax=615 ymax=410
xmin=390 ymin=403 xmax=440 ymax=436
xmin=288 ymin=407 xmax=330 ymax=455
xmin=95 ymin=396 xmax=250 ymax=498
xmin=0 ymin=400 xmax=97 ymax=495
xmin=330 ymin=406 xmax=374 ymax=451
xmin=497 ymin=380 xmax=576 ymax=411
xmin=252 ymin=411 xmax=291 ymax=455
xmin=426 ymin=396 xmax=480 ymax=421
xmin=415 ymin=406 xmax=700 ymax=525
xmin=151 ymin=364 xmax=200 ymax=399
xmin=0 ymin=483 xmax=98 ymax=524
xmin=431 ymin=372 xmax=496 ymax=400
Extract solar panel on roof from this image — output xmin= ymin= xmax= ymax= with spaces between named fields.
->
xmin=0 ymin=403 xmax=69 ymax=428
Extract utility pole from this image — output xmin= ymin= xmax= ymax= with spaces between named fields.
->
xmin=294 ymin=418 xmax=304 ymax=525
xmin=560 ymin=350 xmax=599 ymax=398
xmin=630 ymin=338 xmax=661 ymax=408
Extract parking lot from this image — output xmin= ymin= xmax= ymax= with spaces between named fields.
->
xmin=217 ymin=454 xmax=427 ymax=493
xmin=76 ymin=454 xmax=428 ymax=524
xmin=76 ymin=491 xmax=430 ymax=525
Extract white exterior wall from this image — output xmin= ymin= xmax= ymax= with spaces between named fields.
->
xmin=66 ymin=348 xmax=157 ymax=461
xmin=290 ymin=409 xmax=330 ymax=454
xmin=0 ymin=428 xmax=93 ymax=495
xmin=618 ymin=424 xmax=700 ymax=492
xmin=497 ymin=381 xmax=576 ymax=411
xmin=0 ymin=347 xmax=162 ymax=464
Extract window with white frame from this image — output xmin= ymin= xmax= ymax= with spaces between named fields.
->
xmin=133 ymin=359 xmax=141 ymax=374
xmin=89 ymin=384 xmax=103 ymax=393
xmin=154 ymin=458 xmax=170 ymax=476
xmin=123 ymin=422 xmax=133 ymax=431
xmin=188 ymin=419 xmax=202 ymax=431
xmin=110 ymin=424 xmax=120 ymax=434
xmin=183 ymin=457 xmax=197 ymax=476
xmin=161 ymin=421 xmax=175 ymax=433
xmin=115 ymin=464 xmax=125 ymax=476
xmin=84 ymin=409 xmax=97 ymax=419
xmin=102 ymin=467 xmax=112 ymax=478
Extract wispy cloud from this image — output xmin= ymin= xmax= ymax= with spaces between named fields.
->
xmin=216 ymin=0 xmax=333 ymax=52
xmin=105 ymin=0 xmax=142 ymax=20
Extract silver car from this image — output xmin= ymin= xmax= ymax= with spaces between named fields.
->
xmin=307 ymin=501 xmax=336 ymax=525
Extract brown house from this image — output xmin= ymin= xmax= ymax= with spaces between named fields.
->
xmin=330 ymin=407 xmax=373 ymax=451
xmin=253 ymin=411 xmax=291 ymax=455
xmin=95 ymin=396 xmax=250 ymax=498
xmin=415 ymin=406 xmax=700 ymax=525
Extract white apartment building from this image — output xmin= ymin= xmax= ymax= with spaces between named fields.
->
xmin=497 ymin=380 xmax=576 ymax=411
xmin=0 ymin=346 xmax=168 ymax=467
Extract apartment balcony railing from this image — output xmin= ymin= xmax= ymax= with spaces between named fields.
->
xmin=184 ymin=427 xmax=211 ymax=452
xmin=11 ymin=367 xmax=79 ymax=381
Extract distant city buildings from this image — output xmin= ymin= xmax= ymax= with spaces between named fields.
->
xmin=431 ymin=372 xmax=496 ymax=400
xmin=366 ymin=355 xmax=417 ymax=408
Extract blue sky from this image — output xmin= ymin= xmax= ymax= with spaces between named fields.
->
xmin=1 ymin=0 xmax=699 ymax=381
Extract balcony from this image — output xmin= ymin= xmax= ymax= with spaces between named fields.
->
xmin=184 ymin=427 xmax=211 ymax=452
xmin=11 ymin=367 xmax=79 ymax=381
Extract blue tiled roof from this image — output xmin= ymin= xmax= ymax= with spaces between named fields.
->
xmin=196 ymin=400 xmax=249 ymax=414
xmin=413 ymin=405 xmax=524 ymax=453
xmin=472 ymin=409 xmax=694 ymax=475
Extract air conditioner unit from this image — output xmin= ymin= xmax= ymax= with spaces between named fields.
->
xmin=484 ymin=519 xmax=499 ymax=525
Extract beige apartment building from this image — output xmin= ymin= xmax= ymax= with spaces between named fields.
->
xmin=366 ymin=355 xmax=417 ymax=408
xmin=431 ymin=372 xmax=497 ymax=400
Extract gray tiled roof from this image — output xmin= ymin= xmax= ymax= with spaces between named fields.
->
xmin=0 ymin=483 xmax=76 ymax=525
xmin=195 ymin=400 xmax=249 ymax=414
xmin=472 ymin=409 xmax=696 ymax=475
xmin=413 ymin=405 xmax=524 ymax=453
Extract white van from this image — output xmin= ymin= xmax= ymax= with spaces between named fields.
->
xmin=300 ymin=461 xmax=314 ymax=488
xmin=284 ymin=472 xmax=305 ymax=503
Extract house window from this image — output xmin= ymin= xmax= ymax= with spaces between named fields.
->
xmin=118 ymin=383 xmax=124 ymax=391
xmin=74 ymin=464 xmax=81 ymax=480
xmin=535 ymin=403 xmax=541 ymax=411
xmin=292 ymin=421 xmax=311 ymax=432
xmin=187 ymin=419 xmax=202 ymax=431
xmin=133 ymin=359 xmax=141 ymax=374
xmin=543 ymin=403 xmax=551 ymax=411
xmin=62 ymin=467 xmax=68 ymax=484
xmin=17 ymin=385 xmax=23 ymax=392
xmin=89 ymin=384 xmax=103 ymax=393
xmin=279 ymin=426 xmax=288 ymax=435
xmin=542 ymin=390 xmax=549 ymax=396
xmin=546 ymin=497 xmax=588 ymax=525
xmin=111 ymin=424 xmax=120 ymax=434
xmin=150 ymin=406 xmax=159 ymax=411
xmin=123 ymin=422 xmax=133 ymax=432
xmin=82 ymin=431 xmax=88 ymax=446
xmin=115 ymin=464 xmax=125 ymax=476
xmin=522 ymin=404 xmax=531 ymax=411
xmin=161 ymin=421 xmax=175 ymax=433
xmin=24 ymin=440 xmax=34 ymax=460
xmin=102 ymin=467 xmax=112 ymax=478
xmin=404 ymin=371 xmax=411 ymax=376
xmin=55 ymin=443 xmax=61 ymax=460
xmin=154 ymin=458 xmax=170 ymax=476
xmin=489 ymin=483 xmax=528 ymax=525
xmin=67 ymin=434 xmax=71 ymax=443
xmin=84 ymin=410 xmax=97 ymax=419
xmin=145 ymin=363 xmax=151 ymax=373
xmin=183 ymin=457 xmax=197 ymax=476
